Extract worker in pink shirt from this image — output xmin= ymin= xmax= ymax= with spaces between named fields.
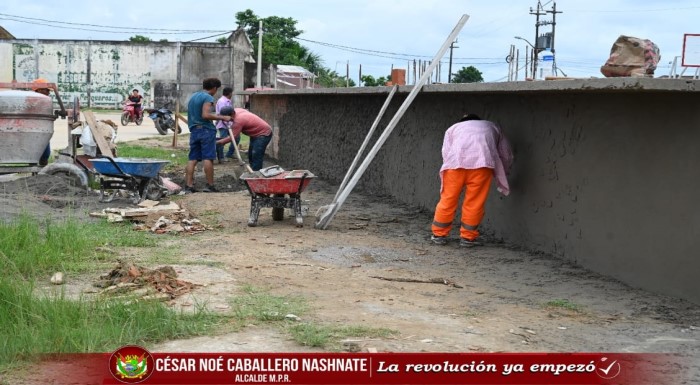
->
xmin=216 ymin=107 xmax=272 ymax=171
xmin=431 ymin=114 xmax=513 ymax=247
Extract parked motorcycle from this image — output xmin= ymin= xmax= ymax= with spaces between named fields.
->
xmin=121 ymin=102 xmax=143 ymax=126
xmin=144 ymin=107 xmax=182 ymax=135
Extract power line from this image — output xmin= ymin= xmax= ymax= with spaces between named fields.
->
xmin=186 ymin=31 xmax=235 ymax=42
xmin=294 ymin=36 xmax=501 ymax=61
xmin=569 ymin=6 xmax=700 ymax=13
xmin=0 ymin=12 xmax=229 ymax=34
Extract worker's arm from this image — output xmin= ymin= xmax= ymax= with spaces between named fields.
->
xmin=202 ymin=101 xmax=231 ymax=122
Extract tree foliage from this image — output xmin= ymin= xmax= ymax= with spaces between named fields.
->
xmin=236 ymin=9 xmax=322 ymax=72
xmin=451 ymin=66 xmax=484 ymax=83
xmin=361 ymin=75 xmax=389 ymax=87
xmin=316 ymin=69 xmax=355 ymax=88
xmin=216 ymin=37 xmax=228 ymax=44
xmin=235 ymin=9 xmax=352 ymax=87
xmin=129 ymin=35 xmax=152 ymax=43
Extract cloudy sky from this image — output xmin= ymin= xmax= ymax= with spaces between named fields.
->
xmin=1 ymin=0 xmax=698 ymax=83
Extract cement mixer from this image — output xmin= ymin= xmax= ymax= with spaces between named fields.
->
xmin=0 ymin=82 xmax=88 ymax=186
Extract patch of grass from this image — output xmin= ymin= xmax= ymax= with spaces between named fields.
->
xmin=229 ymin=285 xmax=307 ymax=322
xmin=288 ymin=323 xmax=397 ymax=349
xmin=117 ymin=144 xmax=189 ymax=170
xmin=0 ymin=277 xmax=224 ymax=371
xmin=0 ymin=214 xmax=225 ymax=372
xmin=141 ymin=243 xmax=182 ymax=265
xmin=544 ymin=299 xmax=582 ymax=312
xmin=228 ymin=286 xmax=398 ymax=349
xmin=238 ymin=134 xmax=250 ymax=151
xmin=0 ymin=214 xmax=156 ymax=278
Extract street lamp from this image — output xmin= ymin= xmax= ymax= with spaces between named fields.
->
xmin=514 ymin=36 xmax=537 ymax=79
xmin=514 ymin=36 xmax=534 ymax=49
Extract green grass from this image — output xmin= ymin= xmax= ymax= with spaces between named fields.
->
xmin=0 ymin=214 xmax=156 ymax=278
xmin=229 ymin=285 xmax=308 ymax=322
xmin=288 ymin=324 xmax=397 ymax=349
xmin=0 ymin=278 xmax=223 ymax=370
xmin=544 ymin=299 xmax=582 ymax=312
xmin=228 ymin=285 xmax=398 ymax=349
xmin=116 ymin=143 xmax=189 ymax=170
xmin=0 ymin=214 xmax=225 ymax=372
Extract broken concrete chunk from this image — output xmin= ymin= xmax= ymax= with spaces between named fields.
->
xmin=107 ymin=213 xmax=124 ymax=223
xmin=50 ymin=272 xmax=64 ymax=285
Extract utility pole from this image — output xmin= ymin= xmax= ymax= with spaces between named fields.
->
xmin=256 ymin=20 xmax=263 ymax=88
xmin=547 ymin=2 xmax=563 ymax=76
xmin=448 ymin=39 xmax=458 ymax=83
xmin=529 ymin=1 xmax=561 ymax=79
xmin=530 ymin=1 xmax=546 ymax=79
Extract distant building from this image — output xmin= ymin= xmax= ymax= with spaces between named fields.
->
xmin=0 ymin=25 xmax=15 ymax=40
xmin=0 ymin=27 xmax=255 ymax=110
xmin=273 ymin=65 xmax=318 ymax=89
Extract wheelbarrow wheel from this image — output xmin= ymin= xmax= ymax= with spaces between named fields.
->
xmin=272 ymin=194 xmax=285 ymax=221
xmin=272 ymin=207 xmax=284 ymax=221
xmin=144 ymin=178 xmax=165 ymax=201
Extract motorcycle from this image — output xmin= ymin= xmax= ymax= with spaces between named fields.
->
xmin=121 ymin=102 xmax=143 ymax=126
xmin=144 ymin=106 xmax=182 ymax=135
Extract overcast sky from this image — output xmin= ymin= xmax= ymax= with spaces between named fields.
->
xmin=1 ymin=0 xmax=699 ymax=83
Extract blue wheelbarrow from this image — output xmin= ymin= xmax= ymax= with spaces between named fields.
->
xmin=91 ymin=157 xmax=169 ymax=204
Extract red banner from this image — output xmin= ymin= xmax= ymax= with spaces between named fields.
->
xmin=22 ymin=349 xmax=687 ymax=385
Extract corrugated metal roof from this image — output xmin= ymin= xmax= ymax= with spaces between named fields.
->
xmin=277 ymin=65 xmax=314 ymax=77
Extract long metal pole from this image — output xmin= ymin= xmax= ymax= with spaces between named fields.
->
xmin=333 ymin=84 xmax=398 ymax=202
xmin=316 ymin=14 xmax=470 ymax=230
xmin=257 ymin=20 xmax=263 ymax=87
xmin=448 ymin=41 xmax=454 ymax=83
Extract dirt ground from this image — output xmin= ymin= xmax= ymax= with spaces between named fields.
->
xmin=2 ymin=142 xmax=699 ymax=384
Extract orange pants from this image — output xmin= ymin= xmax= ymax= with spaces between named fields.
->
xmin=432 ymin=168 xmax=493 ymax=241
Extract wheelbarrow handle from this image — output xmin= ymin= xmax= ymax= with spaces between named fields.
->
xmin=296 ymin=172 xmax=308 ymax=196
xmin=98 ymin=155 xmax=133 ymax=178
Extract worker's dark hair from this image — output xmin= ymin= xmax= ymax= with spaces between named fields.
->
xmin=132 ymin=88 xmax=139 ymax=92
xmin=202 ymin=78 xmax=222 ymax=90
xmin=459 ymin=113 xmax=481 ymax=122
xmin=222 ymin=87 xmax=233 ymax=97
xmin=220 ymin=106 xmax=234 ymax=116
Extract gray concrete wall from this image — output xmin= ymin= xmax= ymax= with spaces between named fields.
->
xmin=0 ymin=38 xmax=252 ymax=110
xmin=251 ymin=78 xmax=700 ymax=304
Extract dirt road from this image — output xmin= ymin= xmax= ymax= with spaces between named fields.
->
xmin=2 ymin=140 xmax=699 ymax=384
xmin=49 ymin=111 xmax=177 ymax=150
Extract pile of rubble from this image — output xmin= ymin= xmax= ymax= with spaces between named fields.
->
xmin=90 ymin=201 xmax=211 ymax=234
xmin=94 ymin=259 xmax=196 ymax=300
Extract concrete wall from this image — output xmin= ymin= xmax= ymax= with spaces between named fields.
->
xmin=0 ymin=37 xmax=252 ymax=110
xmin=250 ymin=78 xmax=700 ymax=304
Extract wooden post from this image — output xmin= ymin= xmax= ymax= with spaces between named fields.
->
xmin=83 ymin=111 xmax=113 ymax=158
xmin=172 ymin=100 xmax=180 ymax=147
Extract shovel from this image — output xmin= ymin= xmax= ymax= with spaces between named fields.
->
xmin=228 ymin=127 xmax=254 ymax=175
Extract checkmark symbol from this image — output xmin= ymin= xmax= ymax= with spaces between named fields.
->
xmin=599 ymin=359 xmax=618 ymax=375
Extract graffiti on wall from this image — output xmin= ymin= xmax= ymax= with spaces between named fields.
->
xmin=8 ymin=42 xmax=153 ymax=108
xmin=2 ymin=38 xmax=242 ymax=111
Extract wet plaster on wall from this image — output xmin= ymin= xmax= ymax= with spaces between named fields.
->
xmin=252 ymin=86 xmax=700 ymax=304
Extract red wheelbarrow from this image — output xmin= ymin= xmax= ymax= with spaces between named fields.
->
xmin=240 ymin=166 xmax=315 ymax=227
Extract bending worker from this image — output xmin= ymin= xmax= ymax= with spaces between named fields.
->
xmin=216 ymin=107 xmax=272 ymax=172
xmin=430 ymin=113 xmax=513 ymax=248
